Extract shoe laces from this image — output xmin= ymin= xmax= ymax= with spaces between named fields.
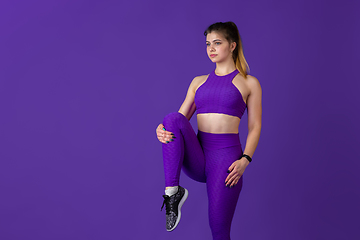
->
xmin=161 ymin=195 xmax=173 ymax=213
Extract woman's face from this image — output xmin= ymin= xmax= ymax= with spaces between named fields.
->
xmin=206 ymin=31 xmax=235 ymax=63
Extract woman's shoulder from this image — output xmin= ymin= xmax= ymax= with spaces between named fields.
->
xmin=235 ymin=73 xmax=257 ymax=82
xmin=245 ymin=74 xmax=258 ymax=81
xmin=245 ymin=74 xmax=261 ymax=86
xmin=245 ymin=74 xmax=262 ymax=93
xmin=195 ymin=74 xmax=209 ymax=80
xmin=192 ymin=74 xmax=209 ymax=89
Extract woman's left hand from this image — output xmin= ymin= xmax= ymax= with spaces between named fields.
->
xmin=225 ymin=157 xmax=250 ymax=187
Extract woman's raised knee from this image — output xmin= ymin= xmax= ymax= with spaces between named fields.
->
xmin=163 ymin=112 xmax=186 ymax=126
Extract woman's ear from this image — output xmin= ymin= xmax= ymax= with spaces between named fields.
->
xmin=231 ymin=42 xmax=236 ymax=52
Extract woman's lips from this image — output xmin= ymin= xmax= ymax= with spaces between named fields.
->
xmin=210 ymin=54 xmax=217 ymax=57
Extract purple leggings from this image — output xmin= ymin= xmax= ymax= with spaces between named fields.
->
xmin=162 ymin=112 xmax=243 ymax=240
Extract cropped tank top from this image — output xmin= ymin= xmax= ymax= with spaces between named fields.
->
xmin=194 ymin=69 xmax=247 ymax=119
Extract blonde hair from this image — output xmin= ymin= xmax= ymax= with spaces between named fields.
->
xmin=204 ymin=21 xmax=250 ymax=78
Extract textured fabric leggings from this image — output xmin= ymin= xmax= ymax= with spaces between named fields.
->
xmin=162 ymin=112 xmax=243 ymax=240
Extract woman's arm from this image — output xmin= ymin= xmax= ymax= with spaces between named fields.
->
xmin=178 ymin=76 xmax=201 ymax=121
xmin=156 ymin=76 xmax=201 ymax=144
xmin=225 ymin=75 xmax=262 ymax=187
xmin=243 ymin=75 xmax=262 ymax=158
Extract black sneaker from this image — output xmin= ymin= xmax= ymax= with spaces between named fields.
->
xmin=161 ymin=186 xmax=188 ymax=231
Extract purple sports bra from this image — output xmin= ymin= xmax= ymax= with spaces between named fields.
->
xmin=194 ymin=69 xmax=247 ymax=119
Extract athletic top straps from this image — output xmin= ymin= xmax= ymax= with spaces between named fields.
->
xmin=194 ymin=69 xmax=247 ymax=119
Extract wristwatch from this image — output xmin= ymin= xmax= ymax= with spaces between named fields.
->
xmin=242 ymin=154 xmax=252 ymax=163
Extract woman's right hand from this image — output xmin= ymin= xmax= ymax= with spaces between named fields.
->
xmin=156 ymin=123 xmax=175 ymax=144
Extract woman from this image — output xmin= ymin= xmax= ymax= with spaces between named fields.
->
xmin=156 ymin=21 xmax=262 ymax=239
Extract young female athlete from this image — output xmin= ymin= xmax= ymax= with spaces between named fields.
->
xmin=156 ymin=21 xmax=262 ymax=240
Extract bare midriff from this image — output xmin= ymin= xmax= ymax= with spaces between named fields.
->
xmin=197 ymin=113 xmax=240 ymax=134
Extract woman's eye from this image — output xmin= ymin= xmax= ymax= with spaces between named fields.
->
xmin=215 ymin=42 xmax=221 ymax=45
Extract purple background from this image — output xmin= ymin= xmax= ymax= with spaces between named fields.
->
xmin=1 ymin=0 xmax=359 ymax=239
